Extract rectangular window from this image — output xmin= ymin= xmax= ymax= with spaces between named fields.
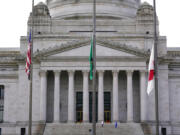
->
xmin=0 ymin=86 xmax=4 ymax=100
xmin=161 ymin=128 xmax=166 ymax=135
xmin=21 ymin=128 xmax=25 ymax=135
xmin=0 ymin=85 xmax=4 ymax=122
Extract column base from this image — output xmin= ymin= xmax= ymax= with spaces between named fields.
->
xmin=53 ymin=120 xmax=60 ymax=123
xmin=127 ymin=120 xmax=134 ymax=123
xmin=83 ymin=120 xmax=89 ymax=123
xmin=39 ymin=120 xmax=46 ymax=123
xmin=68 ymin=120 xmax=75 ymax=123
xmin=98 ymin=120 xmax=104 ymax=123
xmin=112 ymin=120 xmax=119 ymax=123
xmin=141 ymin=120 xmax=147 ymax=123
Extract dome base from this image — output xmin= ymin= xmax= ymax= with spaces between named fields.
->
xmin=47 ymin=0 xmax=140 ymax=19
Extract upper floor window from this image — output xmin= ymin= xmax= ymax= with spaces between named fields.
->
xmin=0 ymin=86 xmax=4 ymax=100
xmin=0 ymin=85 xmax=4 ymax=122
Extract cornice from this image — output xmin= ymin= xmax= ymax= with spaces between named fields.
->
xmin=34 ymin=39 xmax=90 ymax=58
xmin=96 ymin=39 xmax=149 ymax=58
xmin=40 ymin=56 xmax=146 ymax=62
xmin=20 ymin=34 xmax=154 ymax=40
xmin=0 ymin=57 xmax=20 ymax=65
xmin=0 ymin=49 xmax=21 ymax=64
xmin=167 ymin=51 xmax=180 ymax=57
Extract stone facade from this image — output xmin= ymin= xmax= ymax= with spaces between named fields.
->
xmin=0 ymin=0 xmax=180 ymax=135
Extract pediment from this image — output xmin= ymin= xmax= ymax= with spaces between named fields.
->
xmin=51 ymin=44 xmax=135 ymax=57
xmin=34 ymin=39 xmax=148 ymax=59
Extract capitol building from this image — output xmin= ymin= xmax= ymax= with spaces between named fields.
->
xmin=0 ymin=0 xmax=180 ymax=135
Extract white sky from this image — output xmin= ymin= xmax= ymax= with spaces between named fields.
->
xmin=0 ymin=0 xmax=179 ymax=47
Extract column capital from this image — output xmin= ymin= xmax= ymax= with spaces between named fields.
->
xmin=97 ymin=70 xmax=104 ymax=76
xmin=82 ymin=70 xmax=89 ymax=77
xmin=97 ymin=70 xmax=104 ymax=73
xmin=126 ymin=70 xmax=134 ymax=75
xmin=112 ymin=70 xmax=119 ymax=73
xmin=112 ymin=70 xmax=119 ymax=75
xmin=82 ymin=70 xmax=89 ymax=73
xmin=53 ymin=70 xmax=61 ymax=74
xmin=39 ymin=70 xmax=47 ymax=76
xmin=140 ymin=70 xmax=147 ymax=74
xmin=68 ymin=70 xmax=75 ymax=75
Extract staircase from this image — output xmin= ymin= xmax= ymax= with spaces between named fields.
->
xmin=31 ymin=123 xmax=46 ymax=135
xmin=44 ymin=123 xmax=144 ymax=135
xmin=141 ymin=123 xmax=152 ymax=135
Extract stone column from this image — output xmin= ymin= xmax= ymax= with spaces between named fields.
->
xmin=98 ymin=70 xmax=104 ymax=122
xmin=40 ymin=70 xmax=47 ymax=121
xmin=54 ymin=71 xmax=61 ymax=122
xmin=83 ymin=70 xmax=89 ymax=122
xmin=112 ymin=70 xmax=119 ymax=122
xmin=140 ymin=70 xmax=147 ymax=122
xmin=127 ymin=70 xmax=133 ymax=122
xmin=68 ymin=70 xmax=75 ymax=122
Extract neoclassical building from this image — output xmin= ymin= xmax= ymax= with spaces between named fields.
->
xmin=0 ymin=0 xmax=180 ymax=135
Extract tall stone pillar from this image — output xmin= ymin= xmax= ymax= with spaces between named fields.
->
xmin=112 ymin=70 xmax=119 ymax=122
xmin=40 ymin=70 xmax=47 ymax=121
xmin=83 ymin=70 xmax=89 ymax=122
xmin=98 ymin=70 xmax=104 ymax=122
xmin=127 ymin=70 xmax=133 ymax=122
xmin=68 ymin=70 xmax=75 ymax=122
xmin=140 ymin=70 xmax=147 ymax=122
xmin=54 ymin=71 xmax=61 ymax=122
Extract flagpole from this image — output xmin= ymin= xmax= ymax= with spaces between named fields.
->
xmin=92 ymin=0 xmax=96 ymax=133
xmin=153 ymin=0 xmax=159 ymax=135
xmin=28 ymin=0 xmax=34 ymax=135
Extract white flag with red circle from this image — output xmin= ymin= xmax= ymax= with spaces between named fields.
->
xmin=147 ymin=45 xmax=154 ymax=95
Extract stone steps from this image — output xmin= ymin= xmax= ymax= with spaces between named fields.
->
xmin=141 ymin=123 xmax=152 ymax=135
xmin=44 ymin=123 xmax=145 ymax=135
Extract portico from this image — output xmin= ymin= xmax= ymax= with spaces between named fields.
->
xmin=37 ymin=39 xmax=148 ymax=124
xmin=40 ymin=68 xmax=147 ymax=123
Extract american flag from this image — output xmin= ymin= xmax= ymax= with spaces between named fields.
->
xmin=25 ymin=31 xmax=32 ymax=79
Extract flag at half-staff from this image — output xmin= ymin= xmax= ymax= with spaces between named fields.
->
xmin=147 ymin=45 xmax=154 ymax=95
xmin=89 ymin=37 xmax=93 ymax=80
xmin=25 ymin=31 xmax=32 ymax=80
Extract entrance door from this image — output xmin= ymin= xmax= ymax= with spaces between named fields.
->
xmin=77 ymin=92 xmax=110 ymax=123
xmin=104 ymin=92 xmax=111 ymax=122
xmin=76 ymin=92 xmax=83 ymax=122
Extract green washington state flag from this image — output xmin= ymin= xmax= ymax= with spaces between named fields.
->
xmin=89 ymin=38 xmax=93 ymax=80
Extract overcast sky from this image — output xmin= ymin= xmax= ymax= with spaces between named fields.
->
xmin=0 ymin=0 xmax=179 ymax=47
